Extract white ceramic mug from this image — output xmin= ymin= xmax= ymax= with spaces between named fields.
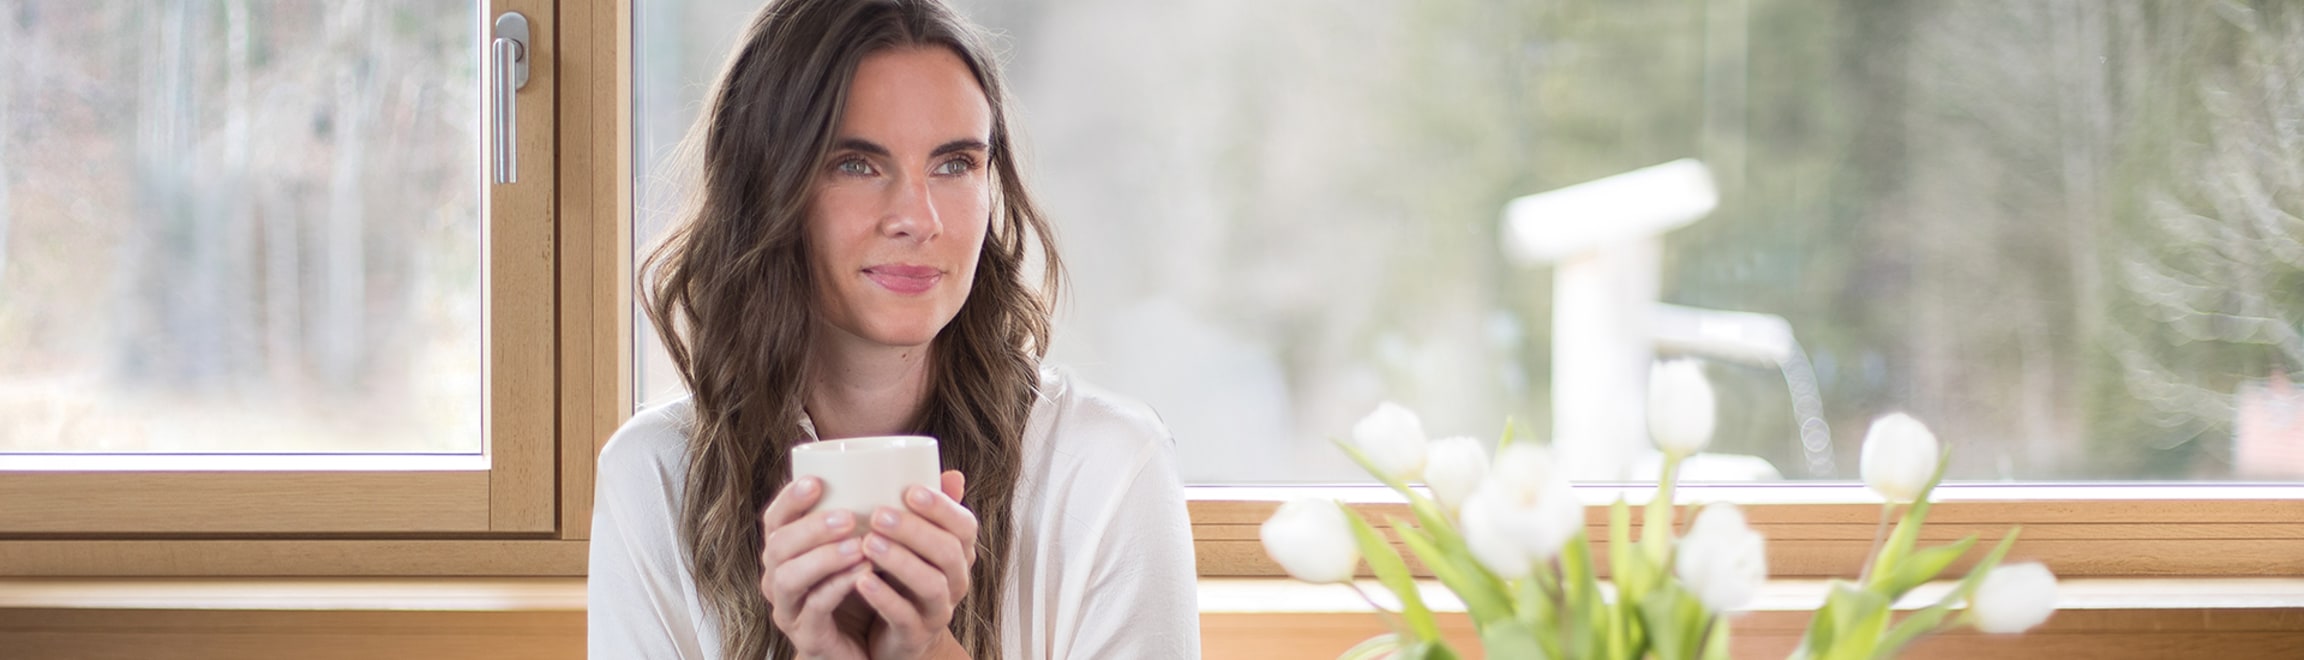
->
xmin=790 ymin=435 xmax=942 ymax=536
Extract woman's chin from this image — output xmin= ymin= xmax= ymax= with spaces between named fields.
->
xmin=859 ymin=322 xmax=946 ymax=350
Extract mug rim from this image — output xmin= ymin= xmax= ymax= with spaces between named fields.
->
xmin=791 ymin=434 xmax=938 ymax=454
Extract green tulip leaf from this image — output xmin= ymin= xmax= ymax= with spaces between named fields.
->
xmin=1935 ymin=528 xmax=2024 ymax=610
xmin=1700 ymin=618 xmax=1732 ymax=660
xmin=1828 ymin=585 xmax=1892 ymax=660
xmin=1610 ymin=498 xmax=1652 ymax=601
xmin=1635 ymin=586 xmax=1709 ymax=660
xmin=1392 ymin=516 xmax=1513 ymax=626
xmin=1403 ymin=639 xmax=1462 ymax=660
xmin=1343 ymin=505 xmax=1442 ymax=643
xmin=1868 ymin=445 xmax=1951 ymax=581
xmin=1479 ymin=620 xmax=1548 ymax=660
xmin=1874 ymin=535 xmax=1979 ymax=599
xmin=1338 ymin=633 xmax=1402 ymax=660
xmin=1559 ymin=533 xmax=1612 ymax=658
xmin=1870 ymin=603 xmax=1952 ymax=660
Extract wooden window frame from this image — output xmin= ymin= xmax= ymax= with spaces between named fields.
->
xmin=3 ymin=0 xmax=2295 ymax=587
xmin=0 ymin=0 xmax=612 ymax=576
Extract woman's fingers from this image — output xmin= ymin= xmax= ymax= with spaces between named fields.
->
xmin=792 ymin=565 xmax=870 ymax=654
xmin=887 ymin=485 xmax=978 ymax=566
xmin=760 ymin=477 xmax=824 ymax=530
xmin=763 ymin=534 xmax=868 ymax=608
xmin=854 ymin=568 xmax=929 ymax=639
xmin=940 ymin=470 xmax=965 ymax=503
xmin=763 ymin=506 xmax=858 ymax=567
xmin=861 ymin=531 xmax=957 ymax=616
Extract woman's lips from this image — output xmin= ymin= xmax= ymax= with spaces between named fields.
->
xmin=864 ymin=265 xmax=941 ymax=295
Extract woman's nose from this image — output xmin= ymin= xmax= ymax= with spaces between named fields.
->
xmin=878 ymin=174 xmax=941 ymax=241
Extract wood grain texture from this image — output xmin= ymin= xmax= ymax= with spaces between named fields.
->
xmin=1 ymin=578 xmax=2294 ymax=660
xmin=0 ymin=472 xmax=488 ymax=534
xmin=0 ymin=541 xmax=587 ymax=577
xmin=0 ymin=609 xmax=583 ymax=660
xmin=1190 ymin=497 xmax=2304 ymax=578
xmin=485 ymin=0 xmax=562 ymax=535
xmin=1199 ymin=610 xmax=2304 ymax=660
xmin=550 ymin=0 xmax=637 ymax=544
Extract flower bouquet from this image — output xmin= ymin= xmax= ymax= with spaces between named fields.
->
xmin=1259 ymin=360 xmax=2057 ymax=660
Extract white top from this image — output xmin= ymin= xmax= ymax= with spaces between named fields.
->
xmin=588 ymin=367 xmax=1202 ymax=659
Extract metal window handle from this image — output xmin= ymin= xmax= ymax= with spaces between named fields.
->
xmin=491 ymin=12 xmax=530 ymax=184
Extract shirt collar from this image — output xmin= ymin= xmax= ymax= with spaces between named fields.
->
xmin=796 ymin=409 xmax=821 ymax=443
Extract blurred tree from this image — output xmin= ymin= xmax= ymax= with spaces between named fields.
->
xmin=4 ymin=0 xmax=481 ymax=451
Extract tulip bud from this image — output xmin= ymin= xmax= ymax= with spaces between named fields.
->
xmin=1969 ymin=562 xmax=2058 ymax=633
xmin=1422 ymin=436 xmax=1490 ymax=511
xmin=1459 ymin=444 xmax=1583 ymax=580
xmin=1861 ymin=413 xmax=1941 ymax=502
xmin=1351 ymin=401 xmax=1430 ymax=482
xmin=1674 ymin=503 xmax=1769 ymax=613
xmin=1259 ymin=498 xmax=1361 ymax=584
xmin=1648 ymin=360 xmax=1717 ymax=457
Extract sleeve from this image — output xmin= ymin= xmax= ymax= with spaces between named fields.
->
xmin=588 ymin=419 xmax=713 ymax=660
xmin=1058 ymin=433 xmax=1203 ymax=659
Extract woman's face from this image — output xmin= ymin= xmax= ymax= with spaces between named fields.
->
xmin=806 ymin=46 xmax=994 ymax=351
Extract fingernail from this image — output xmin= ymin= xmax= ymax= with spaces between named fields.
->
xmin=792 ymin=478 xmax=816 ymax=495
xmin=875 ymin=509 xmax=899 ymax=529
xmin=867 ymin=534 xmax=890 ymax=554
xmin=908 ymin=487 xmax=932 ymax=507
xmin=826 ymin=511 xmax=850 ymax=529
xmin=838 ymin=539 xmax=858 ymax=556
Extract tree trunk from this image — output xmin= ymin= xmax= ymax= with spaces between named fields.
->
xmin=317 ymin=0 xmax=373 ymax=390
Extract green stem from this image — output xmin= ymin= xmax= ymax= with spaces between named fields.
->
xmin=1349 ymin=582 xmax=1410 ymax=635
xmin=1857 ymin=502 xmax=1894 ymax=584
xmin=1693 ymin=614 xmax=1719 ymax=660
xmin=1643 ymin=453 xmax=1683 ymax=566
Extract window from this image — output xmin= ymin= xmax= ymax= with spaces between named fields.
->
xmin=1 ymin=0 xmax=569 ymax=563
xmin=636 ymin=1 xmax=2303 ymax=486
xmin=9 ymin=0 xmax=2279 ymax=583
xmin=0 ymin=1 xmax=485 ymax=456
xmin=631 ymin=0 xmax=2302 ymax=583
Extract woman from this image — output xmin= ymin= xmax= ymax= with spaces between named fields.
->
xmin=587 ymin=0 xmax=1200 ymax=658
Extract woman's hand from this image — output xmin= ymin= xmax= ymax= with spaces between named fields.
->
xmin=758 ymin=476 xmax=874 ymax=660
xmin=856 ymin=470 xmax=979 ymax=659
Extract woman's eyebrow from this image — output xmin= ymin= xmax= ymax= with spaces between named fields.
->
xmin=831 ymin=137 xmax=892 ymax=157
xmin=829 ymin=137 xmax=989 ymax=159
xmin=930 ymin=138 xmax=990 ymax=158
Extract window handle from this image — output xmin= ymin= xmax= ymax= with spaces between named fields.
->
xmin=491 ymin=12 xmax=530 ymax=184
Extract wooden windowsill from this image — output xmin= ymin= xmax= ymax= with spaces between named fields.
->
xmin=12 ymin=576 xmax=2292 ymax=612
xmin=0 ymin=577 xmax=588 ymax=612
xmin=1195 ymin=576 xmax=2304 ymax=613
xmin=3 ymin=577 xmax=2300 ymax=659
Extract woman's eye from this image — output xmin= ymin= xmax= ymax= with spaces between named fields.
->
xmin=834 ymin=158 xmax=874 ymax=176
xmin=934 ymin=157 xmax=977 ymax=176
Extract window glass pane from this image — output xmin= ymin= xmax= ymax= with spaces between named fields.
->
xmin=0 ymin=1 xmax=483 ymax=454
xmin=634 ymin=0 xmax=2304 ymax=484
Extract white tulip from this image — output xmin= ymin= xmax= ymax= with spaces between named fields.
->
xmin=1647 ymin=360 xmax=1718 ymax=457
xmin=1674 ymin=503 xmax=1769 ymax=613
xmin=1459 ymin=444 xmax=1584 ymax=580
xmin=1422 ymin=436 xmax=1490 ymax=511
xmin=1969 ymin=562 xmax=2058 ymax=633
xmin=1259 ymin=498 xmax=1362 ymax=584
xmin=1351 ymin=401 xmax=1430 ymax=482
xmin=1860 ymin=413 xmax=1941 ymax=502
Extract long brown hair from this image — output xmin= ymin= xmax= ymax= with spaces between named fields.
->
xmin=639 ymin=0 xmax=1060 ymax=658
